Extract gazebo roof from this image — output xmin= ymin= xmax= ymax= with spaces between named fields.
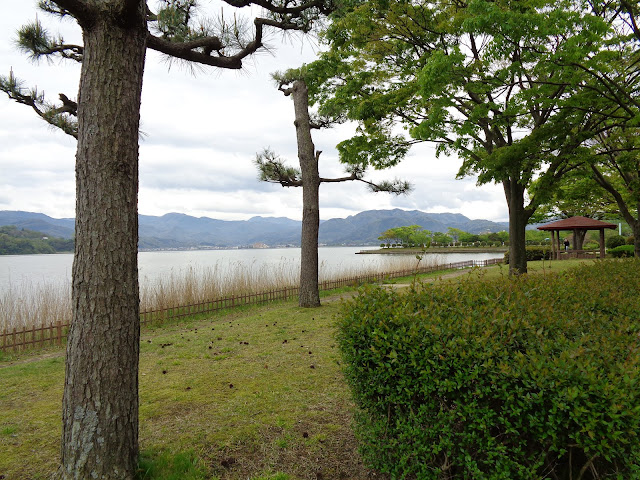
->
xmin=537 ymin=216 xmax=617 ymax=231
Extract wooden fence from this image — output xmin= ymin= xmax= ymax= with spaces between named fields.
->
xmin=0 ymin=258 xmax=502 ymax=353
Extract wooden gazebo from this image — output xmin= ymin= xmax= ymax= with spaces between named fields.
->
xmin=537 ymin=216 xmax=617 ymax=260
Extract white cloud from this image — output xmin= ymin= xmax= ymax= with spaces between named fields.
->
xmin=0 ymin=3 xmax=509 ymax=224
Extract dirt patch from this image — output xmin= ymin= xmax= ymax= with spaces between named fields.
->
xmin=206 ymin=411 xmax=390 ymax=480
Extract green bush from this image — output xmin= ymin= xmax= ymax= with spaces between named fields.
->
xmin=606 ymin=235 xmax=626 ymax=249
xmin=627 ymin=236 xmax=635 ymax=245
xmin=583 ymin=241 xmax=600 ymax=250
xmin=503 ymin=246 xmax=551 ymax=263
xmin=608 ymin=244 xmax=635 ymax=258
xmin=338 ymin=260 xmax=640 ymax=479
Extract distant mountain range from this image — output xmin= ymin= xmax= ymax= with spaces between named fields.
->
xmin=0 ymin=209 xmax=509 ymax=249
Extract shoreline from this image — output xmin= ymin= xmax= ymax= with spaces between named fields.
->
xmin=357 ymin=247 xmax=508 ymax=255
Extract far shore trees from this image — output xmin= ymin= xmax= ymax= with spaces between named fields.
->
xmin=2 ymin=0 xmax=332 ymax=477
xmin=256 ymin=72 xmax=409 ymax=307
xmin=378 ymin=225 xmax=429 ymax=248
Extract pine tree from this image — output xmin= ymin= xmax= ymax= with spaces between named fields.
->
xmin=2 ymin=1 xmax=332 ymax=478
xmin=256 ymin=73 xmax=409 ymax=307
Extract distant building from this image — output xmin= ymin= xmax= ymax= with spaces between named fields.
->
xmin=252 ymin=242 xmax=269 ymax=249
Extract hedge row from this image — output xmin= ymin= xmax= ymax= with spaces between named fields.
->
xmin=338 ymin=260 xmax=640 ymax=479
xmin=608 ymin=245 xmax=636 ymax=258
xmin=503 ymin=246 xmax=552 ymax=263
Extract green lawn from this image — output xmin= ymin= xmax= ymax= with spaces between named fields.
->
xmin=0 ymin=300 xmax=379 ymax=480
xmin=0 ymin=258 xmax=599 ymax=479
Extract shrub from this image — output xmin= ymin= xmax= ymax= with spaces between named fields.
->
xmin=606 ymin=235 xmax=626 ymax=249
xmin=503 ymin=246 xmax=551 ymax=263
xmin=609 ymin=244 xmax=635 ymax=258
xmin=627 ymin=236 xmax=635 ymax=245
xmin=583 ymin=241 xmax=600 ymax=250
xmin=338 ymin=260 xmax=640 ymax=479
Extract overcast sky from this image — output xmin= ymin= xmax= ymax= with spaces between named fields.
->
xmin=0 ymin=1 xmax=508 ymax=223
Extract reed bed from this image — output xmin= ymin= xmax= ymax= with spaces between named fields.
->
xmin=0 ymin=280 xmax=71 ymax=331
xmin=139 ymin=259 xmax=301 ymax=312
xmin=1 ymin=253 xmax=441 ymax=331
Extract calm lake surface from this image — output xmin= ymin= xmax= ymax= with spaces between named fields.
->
xmin=0 ymin=247 xmax=502 ymax=292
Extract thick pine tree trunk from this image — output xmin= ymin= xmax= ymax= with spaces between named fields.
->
xmin=504 ymin=177 xmax=529 ymax=275
xmin=59 ymin=5 xmax=147 ymax=479
xmin=291 ymin=80 xmax=321 ymax=308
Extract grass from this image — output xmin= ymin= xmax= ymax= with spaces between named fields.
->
xmin=0 ymin=298 xmax=380 ymax=480
xmin=0 ymin=258 xmax=599 ymax=479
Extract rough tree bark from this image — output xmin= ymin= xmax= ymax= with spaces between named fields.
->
xmin=504 ymin=176 xmax=533 ymax=275
xmin=291 ymin=79 xmax=321 ymax=307
xmin=58 ymin=2 xmax=147 ymax=478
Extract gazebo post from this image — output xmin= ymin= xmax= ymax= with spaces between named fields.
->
xmin=550 ymin=230 xmax=556 ymax=260
xmin=599 ymin=228 xmax=605 ymax=258
xmin=556 ymin=231 xmax=562 ymax=259
xmin=572 ymin=229 xmax=578 ymax=255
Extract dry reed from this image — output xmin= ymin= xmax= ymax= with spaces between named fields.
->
xmin=0 ymin=280 xmax=71 ymax=331
xmin=1 ymin=253 xmax=442 ymax=331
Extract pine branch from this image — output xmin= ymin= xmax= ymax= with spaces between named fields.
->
xmin=16 ymin=19 xmax=83 ymax=63
xmin=0 ymin=70 xmax=78 ymax=139
xmin=255 ymin=148 xmax=302 ymax=187
xmin=223 ymin=0 xmax=333 ymax=18
xmin=360 ymin=178 xmax=413 ymax=195
xmin=148 ymin=0 xmax=330 ymax=70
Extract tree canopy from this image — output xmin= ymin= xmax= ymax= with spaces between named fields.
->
xmin=305 ymin=0 xmax=636 ymax=270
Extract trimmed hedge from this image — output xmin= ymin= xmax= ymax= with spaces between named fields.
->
xmin=338 ymin=260 xmax=640 ymax=479
xmin=609 ymin=245 xmax=635 ymax=258
xmin=503 ymin=246 xmax=551 ymax=263
xmin=606 ymin=235 xmax=626 ymax=249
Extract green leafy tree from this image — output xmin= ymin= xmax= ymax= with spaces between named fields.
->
xmin=409 ymin=228 xmax=431 ymax=248
xmin=256 ymin=73 xmax=409 ymax=307
xmin=459 ymin=231 xmax=480 ymax=244
xmin=588 ymin=127 xmax=640 ymax=256
xmin=534 ymin=1 xmax=640 ymax=255
xmin=447 ymin=228 xmax=465 ymax=246
xmin=2 ymin=1 xmax=332 ymax=478
xmin=378 ymin=225 xmax=428 ymax=247
xmin=307 ymin=0 xmax=615 ymax=274
xmin=431 ymin=232 xmax=452 ymax=246
xmin=530 ymin=167 xmax=620 ymax=249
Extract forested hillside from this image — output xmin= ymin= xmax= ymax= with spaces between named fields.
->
xmin=0 ymin=225 xmax=74 ymax=255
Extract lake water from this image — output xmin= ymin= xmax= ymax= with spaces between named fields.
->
xmin=0 ymin=247 xmax=502 ymax=293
